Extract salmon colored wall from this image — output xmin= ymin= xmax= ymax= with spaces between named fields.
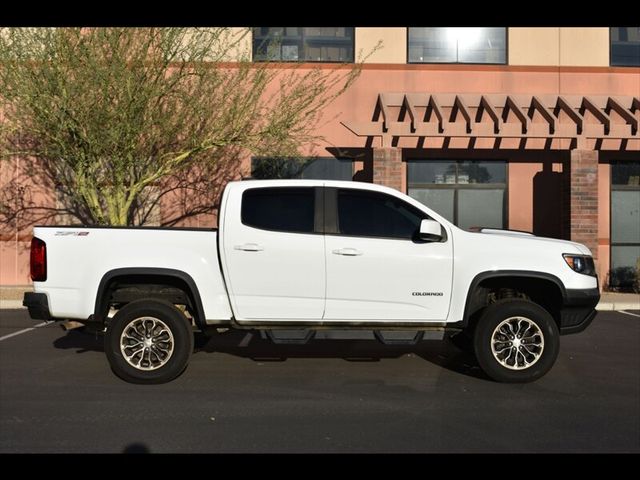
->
xmin=1 ymin=154 xmax=43 ymax=285
xmin=508 ymin=161 xmax=565 ymax=233
xmin=509 ymin=163 xmax=540 ymax=232
xmin=0 ymin=240 xmax=30 ymax=286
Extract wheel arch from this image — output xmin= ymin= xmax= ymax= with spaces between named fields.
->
xmin=462 ymin=270 xmax=566 ymax=330
xmin=94 ymin=267 xmax=207 ymax=331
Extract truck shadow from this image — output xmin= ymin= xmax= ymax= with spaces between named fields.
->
xmin=52 ymin=329 xmax=489 ymax=380
xmin=53 ymin=329 xmax=103 ymax=353
xmin=197 ymin=330 xmax=489 ymax=380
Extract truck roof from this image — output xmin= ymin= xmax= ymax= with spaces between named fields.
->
xmin=232 ymin=178 xmax=400 ymax=195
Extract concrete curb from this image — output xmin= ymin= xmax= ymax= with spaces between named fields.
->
xmin=0 ymin=300 xmax=25 ymax=310
xmin=596 ymin=302 xmax=640 ymax=311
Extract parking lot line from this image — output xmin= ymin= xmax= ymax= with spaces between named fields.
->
xmin=0 ymin=321 xmax=53 ymax=342
xmin=619 ymin=311 xmax=640 ymax=318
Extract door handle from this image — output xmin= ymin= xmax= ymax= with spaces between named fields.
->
xmin=332 ymin=248 xmax=363 ymax=256
xmin=234 ymin=243 xmax=264 ymax=252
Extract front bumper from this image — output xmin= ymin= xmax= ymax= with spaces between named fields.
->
xmin=23 ymin=292 xmax=52 ymax=321
xmin=559 ymin=287 xmax=600 ymax=335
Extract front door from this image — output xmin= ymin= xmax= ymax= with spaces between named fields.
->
xmin=324 ymin=188 xmax=453 ymax=321
xmin=222 ymin=186 xmax=325 ymax=320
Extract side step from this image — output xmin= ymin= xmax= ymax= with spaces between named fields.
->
xmin=373 ymin=330 xmax=424 ymax=345
xmin=264 ymin=329 xmax=315 ymax=345
xmin=261 ymin=329 xmax=444 ymax=345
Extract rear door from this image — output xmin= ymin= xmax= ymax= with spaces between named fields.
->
xmin=323 ymin=187 xmax=453 ymax=321
xmin=222 ymin=185 xmax=325 ymax=320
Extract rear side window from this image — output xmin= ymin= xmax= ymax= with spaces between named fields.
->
xmin=242 ymin=187 xmax=315 ymax=233
xmin=337 ymin=189 xmax=427 ymax=239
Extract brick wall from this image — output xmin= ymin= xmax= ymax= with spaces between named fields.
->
xmin=570 ymin=150 xmax=599 ymax=259
xmin=372 ymin=147 xmax=402 ymax=192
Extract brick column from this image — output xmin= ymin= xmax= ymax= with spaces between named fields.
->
xmin=372 ymin=147 xmax=402 ymax=192
xmin=569 ymin=150 xmax=598 ymax=259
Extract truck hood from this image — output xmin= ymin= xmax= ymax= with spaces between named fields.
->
xmin=472 ymin=228 xmax=592 ymax=256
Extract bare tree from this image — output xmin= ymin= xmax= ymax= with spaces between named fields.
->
xmin=0 ymin=28 xmax=375 ymax=227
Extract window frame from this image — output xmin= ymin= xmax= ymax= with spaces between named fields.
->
xmin=406 ymin=27 xmax=508 ymax=65
xmin=251 ymin=27 xmax=355 ymax=64
xmin=406 ymin=159 xmax=509 ymax=230
xmin=609 ymin=27 xmax=640 ymax=67
xmin=326 ymin=187 xmax=435 ymax=242
xmin=609 ymin=161 xmax=640 ymax=289
xmin=240 ymin=186 xmax=323 ymax=235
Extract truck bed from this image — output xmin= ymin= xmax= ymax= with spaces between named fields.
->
xmin=31 ymin=226 xmax=232 ymax=322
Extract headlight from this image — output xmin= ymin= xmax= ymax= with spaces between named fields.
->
xmin=563 ymin=254 xmax=596 ymax=277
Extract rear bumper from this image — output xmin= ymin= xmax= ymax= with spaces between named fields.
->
xmin=559 ymin=288 xmax=600 ymax=335
xmin=23 ymin=292 xmax=52 ymax=321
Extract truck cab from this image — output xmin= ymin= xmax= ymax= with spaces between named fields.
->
xmin=219 ymin=180 xmax=454 ymax=323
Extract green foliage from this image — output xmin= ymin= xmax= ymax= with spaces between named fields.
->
xmin=0 ymin=28 xmax=372 ymax=226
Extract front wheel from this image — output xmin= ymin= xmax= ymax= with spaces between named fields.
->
xmin=105 ymin=299 xmax=194 ymax=384
xmin=473 ymin=300 xmax=559 ymax=383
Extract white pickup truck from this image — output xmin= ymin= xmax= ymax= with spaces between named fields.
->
xmin=23 ymin=179 xmax=600 ymax=384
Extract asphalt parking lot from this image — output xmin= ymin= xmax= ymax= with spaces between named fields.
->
xmin=0 ymin=309 xmax=638 ymax=453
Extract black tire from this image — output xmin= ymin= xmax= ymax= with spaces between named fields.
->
xmin=105 ymin=299 xmax=194 ymax=384
xmin=473 ymin=300 xmax=559 ymax=383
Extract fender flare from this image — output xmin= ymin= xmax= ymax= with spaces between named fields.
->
xmin=94 ymin=267 xmax=207 ymax=331
xmin=462 ymin=270 xmax=567 ymax=327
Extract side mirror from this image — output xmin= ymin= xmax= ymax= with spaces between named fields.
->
xmin=419 ymin=219 xmax=443 ymax=241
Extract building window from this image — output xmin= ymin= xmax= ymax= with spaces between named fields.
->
xmin=408 ymin=28 xmax=507 ymax=64
xmin=407 ymin=160 xmax=507 ymax=230
xmin=252 ymin=28 xmax=354 ymax=63
xmin=610 ymin=162 xmax=640 ymax=290
xmin=251 ymin=157 xmax=353 ymax=181
xmin=610 ymin=27 xmax=640 ymax=66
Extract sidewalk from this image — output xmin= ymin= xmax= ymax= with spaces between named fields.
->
xmin=0 ymin=286 xmax=33 ymax=310
xmin=1 ymin=286 xmax=638 ymax=311
xmin=595 ymin=292 xmax=640 ymax=311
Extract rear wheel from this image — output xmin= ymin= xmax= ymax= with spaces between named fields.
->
xmin=105 ymin=299 xmax=194 ymax=384
xmin=473 ymin=300 xmax=559 ymax=383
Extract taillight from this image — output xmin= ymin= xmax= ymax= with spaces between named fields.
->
xmin=30 ymin=237 xmax=47 ymax=282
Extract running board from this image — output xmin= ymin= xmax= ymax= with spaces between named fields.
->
xmin=260 ymin=328 xmax=445 ymax=345
xmin=234 ymin=319 xmax=454 ymax=330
